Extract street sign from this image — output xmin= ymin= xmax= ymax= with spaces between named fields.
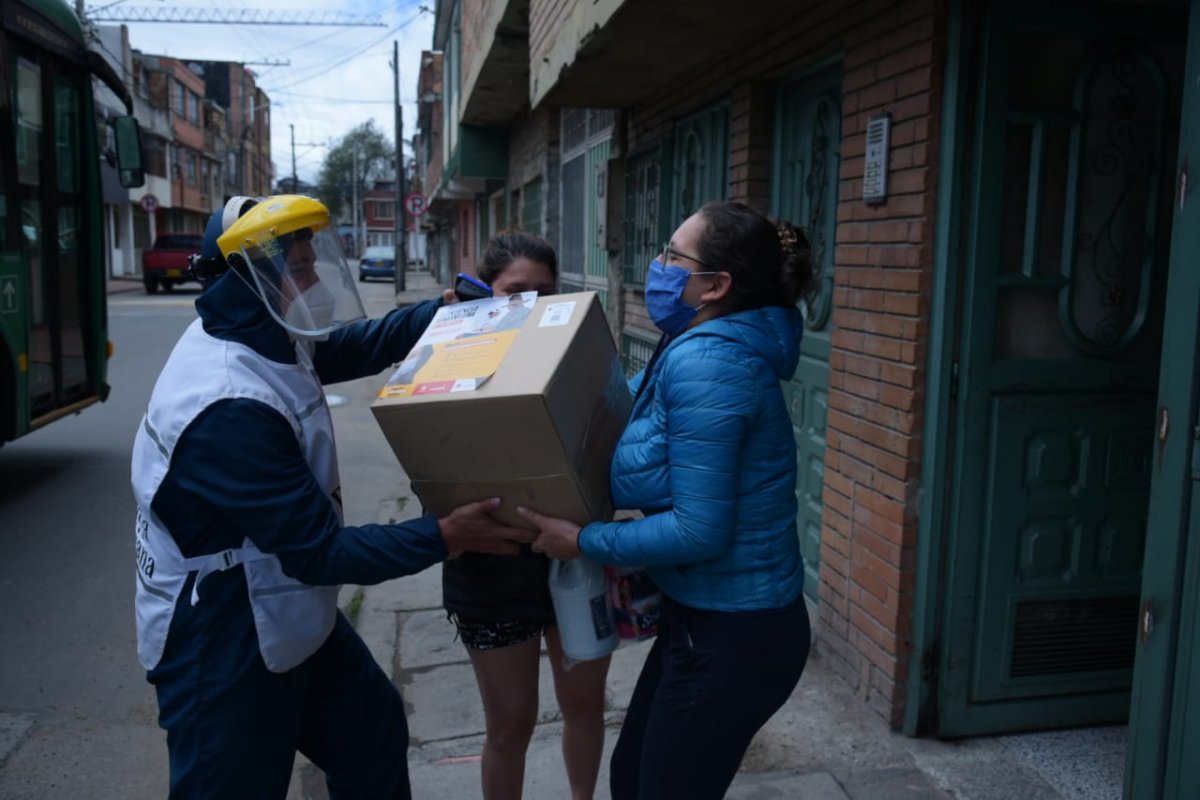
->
xmin=404 ymin=192 xmax=427 ymax=216
xmin=140 ymin=194 xmax=159 ymax=213
xmin=0 ymin=276 xmax=18 ymax=314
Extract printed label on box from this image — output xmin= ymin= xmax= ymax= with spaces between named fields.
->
xmin=539 ymin=301 xmax=576 ymax=328
xmin=379 ymin=330 xmax=520 ymax=398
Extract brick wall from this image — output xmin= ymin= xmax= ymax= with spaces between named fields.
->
xmin=821 ymin=1 xmax=940 ymax=729
xmin=507 ymin=106 xmax=558 ymax=238
xmin=614 ymin=0 xmax=945 ymax=727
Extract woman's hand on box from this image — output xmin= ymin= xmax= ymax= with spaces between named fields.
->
xmin=438 ymin=498 xmax=535 ymax=559
xmin=520 ymin=507 xmax=583 ymax=560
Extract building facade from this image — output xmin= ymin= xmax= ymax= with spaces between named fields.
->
xmin=424 ymin=0 xmax=1200 ymax=796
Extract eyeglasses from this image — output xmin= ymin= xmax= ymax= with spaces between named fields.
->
xmin=660 ymin=242 xmax=714 ymax=271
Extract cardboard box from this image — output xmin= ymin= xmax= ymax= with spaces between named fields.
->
xmin=370 ymin=292 xmax=633 ymax=530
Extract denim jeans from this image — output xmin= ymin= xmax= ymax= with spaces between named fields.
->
xmin=610 ymin=594 xmax=811 ymax=800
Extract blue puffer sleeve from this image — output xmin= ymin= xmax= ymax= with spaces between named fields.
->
xmin=578 ymin=345 xmax=754 ymax=566
xmin=158 ymin=398 xmax=448 ymax=585
xmin=312 ymin=299 xmax=441 ymax=384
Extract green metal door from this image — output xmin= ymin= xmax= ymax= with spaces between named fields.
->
xmin=1126 ymin=2 xmax=1200 ymax=795
xmin=668 ymin=102 xmax=729 ymax=226
xmin=940 ymin=1 xmax=1185 ymax=736
xmin=772 ymin=65 xmax=841 ymax=602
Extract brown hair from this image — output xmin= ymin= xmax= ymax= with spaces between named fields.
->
xmin=478 ymin=230 xmax=558 ymax=286
xmin=694 ymin=201 xmax=813 ymax=311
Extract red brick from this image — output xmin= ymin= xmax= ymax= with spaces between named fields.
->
xmin=851 ymin=607 xmax=900 ymax=664
xmin=865 ymin=221 xmax=912 ymax=243
xmin=883 ymin=362 xmax=916 ymax=388
xmin=822 ymin=480 xmax=854 ymax=517
xmin=836 ymin=244 xmax=872 ymax=266
xmin=879 ymin=383 xmax=918 ymax=411
xmin=822 ymin=512 xmax=851 ymax=550
xmin=849 ymin=267 xmax=924 ymax=291
xmin=859 ymin=79 xmax=898 ymax=112
xmin=856 ymin=484 xmax=909 ymax=526
xmin=841 ymin=437 xmax=909 ymax=480
xmin=854 ymin=501 xmax=907 ymax=544
xmin=889 ymin=167 xmax=930 ymax=195
xmin=836 ymin=222 xmax=871 ymax=244
xmin=842 ymin=132 xmax=866 ymax=159
xmin=890 ymin=141 xmax=930 ymax=170
xmin=832 ymin=328 xmax=868 ymax=352
xmin=859 ymin=588 xmax=909 ymax=637
xmin=840 ymin=156 xmax=865 ymax=180
xmin=841 ymin=354 xmax=883 ymax=382
xmin=890 ymin=91 xmax=932 ymax=122
xmin=836 ymin=452 xmax=874 ymax=486
xmin=876 ymin=46 xmax=922 ymax=80
xmin=852 ymin=193 xmax=928 ymax=219
xmin=823 ymin=541 xmax=850 ymax=578
xmin=883 ymin=292 xmax=922 ymax=316
xmin=896 ymin=65 xmax=934 ymax=99
xmin=844 ymin=63 xmax=878 ymax=93
xmin=871 ymin=469 xmax=911 ymax=503
xmin=825 ymin=463 xmax=856 ymax=496
xmin=827 ymin=514 xmax=852 ymax=542
xmin=855 ymin=525 xmax=904 ymax=568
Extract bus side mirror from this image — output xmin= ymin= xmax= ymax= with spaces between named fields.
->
xmin=114 ymin=116 xmax=145 ymax=189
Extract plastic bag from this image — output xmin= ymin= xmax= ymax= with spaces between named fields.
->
xmin=605 ymin=566 xmax=661 ymax=641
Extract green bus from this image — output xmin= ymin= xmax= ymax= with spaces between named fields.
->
xmin=0 ymin=0 xmax=143 ymax=443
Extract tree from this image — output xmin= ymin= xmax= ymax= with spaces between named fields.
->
xmin=315 ymin=120 xmax=393 ymax=223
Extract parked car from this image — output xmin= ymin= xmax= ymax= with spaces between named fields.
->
xmin=142 ymin=233 xmax=204 ymax=294
xmin=358 ymin=246 xmax=396 ymax=282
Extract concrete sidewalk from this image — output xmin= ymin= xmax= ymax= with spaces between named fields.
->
xmin=285 ymin=271 xmax=1123 ymax=800
xmin=335 ymin=572 xmax=1107 ymax=800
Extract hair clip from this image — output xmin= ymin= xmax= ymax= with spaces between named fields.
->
xmin=777 ymin=224 xmax=799 ymax=251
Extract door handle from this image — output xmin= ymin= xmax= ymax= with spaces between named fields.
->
xmin=1140 ymin=600 xmax=1154 ymax=644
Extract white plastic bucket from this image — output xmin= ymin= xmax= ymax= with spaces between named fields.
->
xmin=549 ymin=557 xmax=618 ymax=661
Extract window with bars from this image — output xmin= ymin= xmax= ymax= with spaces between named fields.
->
xmin=144 ymin=136 xmax=167 ymax=178
xmin=623 ymin=144 xmax=668 ymax=285
xmin=668 ymin=102 xmax=730 ymax=227
xmin=560 ymin=108 xmax=614 ymax=299
xmin=621 ymin=329 xmax=659 ymax=378
xmin=522 ymin=177 xmax=542 ymax=235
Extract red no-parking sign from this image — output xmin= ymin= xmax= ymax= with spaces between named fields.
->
xmin=403 ymin=192 xmax=427 ymax=216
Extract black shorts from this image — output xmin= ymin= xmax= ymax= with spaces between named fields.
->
xmin=449 ymin=613 xmax=549 ymax=651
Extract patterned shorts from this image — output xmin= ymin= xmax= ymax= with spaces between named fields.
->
xmin=449 ymin=613 xmax=549 ymax=651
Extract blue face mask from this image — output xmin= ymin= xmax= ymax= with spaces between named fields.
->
xmin=644 ymin=259 xmax=716 ymax=336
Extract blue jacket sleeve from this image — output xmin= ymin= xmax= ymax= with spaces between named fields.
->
xmin=312 ymin=299 xmax=441 ymax=385
xmin=157 ymin=398 xmax=448 ymax=585
xmin=578 ymin=348 xmax=754 ymax=566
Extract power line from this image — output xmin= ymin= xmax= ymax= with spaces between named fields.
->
xmin=263 ymin=9 xmax=426 ymax=92
xmin=85 ymin=7 xmax=387 ymax=26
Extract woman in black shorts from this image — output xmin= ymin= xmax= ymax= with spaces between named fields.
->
xmin=443 ymin=231 xmax=611 ymax=800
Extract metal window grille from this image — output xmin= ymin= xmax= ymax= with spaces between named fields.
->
xmin=521 ymin=178 xmax=542 ymax=235
xmin=623 ymin=145 xmax=663 ymax=285
xmin=621 ymin=330 xmax=659 ymax=378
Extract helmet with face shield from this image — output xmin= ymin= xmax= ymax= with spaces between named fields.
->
xmin=216 ymin=195 xmax=366 ymax=340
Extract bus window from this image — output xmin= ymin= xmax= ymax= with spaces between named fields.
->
xmin=15 ymin=57 xmax=41 ymax=187
xmin=55 ymin=77 xmax=86 ymax=400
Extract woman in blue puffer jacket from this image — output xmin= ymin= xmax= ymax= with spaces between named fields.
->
xmin=520 ymin=200 xmax=812 ymax=800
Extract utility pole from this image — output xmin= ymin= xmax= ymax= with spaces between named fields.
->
xmin=290 ymin=123 xmax=297 ymax=192
xmin=392 ymin=41 xmax=406 ymax=292
xmin=352 ymin=148 xmax=359 ymax=257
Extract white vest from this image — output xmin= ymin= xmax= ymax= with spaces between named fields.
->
xmin=131 ymin=319 xmax=341 ymax=673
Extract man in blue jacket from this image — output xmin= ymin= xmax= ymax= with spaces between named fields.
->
xmin=132 ymin=195 xmax=531 ymax=799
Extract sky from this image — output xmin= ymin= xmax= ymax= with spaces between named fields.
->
xmin=88 ymin=0 xmax=436 ymax=185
